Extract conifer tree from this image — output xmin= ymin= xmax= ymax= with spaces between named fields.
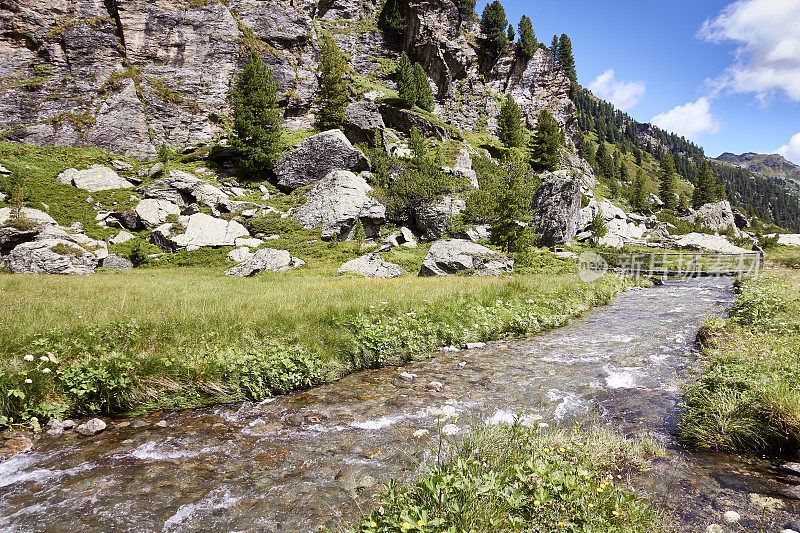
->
xmin=490 ymin=157 xmax=534 ymax=253
xmin=630 ymin=168 xmax=647 ymax=212
xmin=397 ymin=52 xmax=417 ymax=108
xmin=692 ymin=160 xmax=717 ymax=208
xmin=557 ymin=34 xmax=577 ymax=98
xmin=458 ymin=0 xmax=476 ymax=19
xmin=231 ymin=49 xmax=283 ymax=176
xmin=507 ymin=24 xmax=515 ymax=43
xmin=413 ymin=63 xmax=434 ymax=112
xmin=517 ymin=15 xmax=536 ymax=58
xmin=528 ymin=109 xmax=561 ymax=172
xmin=378 ymin=0 xmax=406 ymax=40
xmin=316 ymin=35 xmax=349 ymax=131
xmin=497 ymin=94 xmax=524 ymax=149
xmin=550 ymin=35 xmax=559 ymax=61
xmin=659 ymin=153 xmax=678 ymax=210
xmin=480 ymin=1 xmax=508 ymax=54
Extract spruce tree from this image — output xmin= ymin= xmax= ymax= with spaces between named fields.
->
xmin=378 ymin=0 xmax=405 ymax=40
xmin=497 ymin=94 xmax=524 ymax=149
xmin=413 ymin=63 xmax=434 ymax=112
xmin=528 ymin=109 xmax=561 ymax=172
xmin=507 ymin=24 xmax=515 ymax=43
xmin=490 ymin=157 xmax=534 ymax=253
xmin=231 ymin=49 xmax=283 ymax=176
xmin=557 ymin=34 xmax=577 ymax=98
xmin=550 ymin=35 xmax=559 ymax=62
xmin=692 ymin=160 xmax=717 ymax=208
xmin=659 ymin=153 xmax=678 ymax=210
xmin=316 ymin=34 xmax=349 ymax=131
xmin=480 ymin=1 xmax=508 ymax=54
xmin=630 ymin=168 xmax=647 ymax=212
xmin=517 ymin=15 xmax=536 ymax=58
xmin=458 ymin=0 xmax=476 ymax=19
xmin=397 ymin=52 xmax=417 ymax=108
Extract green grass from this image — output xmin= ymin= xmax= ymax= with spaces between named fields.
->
xmin=351 ymin=424 xmax=668 ymax=532
xmin=679 ymin=256 xmax=800 ymax=453
xmin=0 ymin=268 xmax=638 ymax=424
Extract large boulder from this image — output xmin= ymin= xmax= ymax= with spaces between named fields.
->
xmin=531 ymin=172 xmax=582 ymax=247
xmin=7 ymin=238 xmax=99 ymax=275
xmin=225 ymin=248 xmax=304 ymax=277
xmin=674 ymin=233 xmax=751 ymax=254
xmin=343 ymin=101 xmax=386 ymax=146
xmin=134 ymin=199 xmax=180 ymax=230
xmin=101 ymin=254 xmax=134 ymax=270
xmin=56 ymin=165 xmax=134 ymax=192
xmin=0 ymin=207 xmax=57 ymax=226
xmin=150 ymin=213 xmax=249 ymax=252
xmin=686 ymin=201 xmax=738 ymax=233
xmin=414 ymin=195 xmax=466 ymax=241
xmin=776 ymin=234 xmax=800 ymax=247
xmin=0 ymin=226 xmax=39 ymax=254
xmin=419 ymin=239 xmax=513 ymax=277
xmin=337 ymin=253 xmax=404 ymax=278
xmin=292 ymin=170 xmax=385 ymax=241
xmin=442 ymin=148 xmax=478 ymax=188
xmin=274 ymin=130 xmax=370 ymax=191
xmin=578 ymin=199 xmax=646 ymax=248
xmin=378 ymin=105 xmax=448 ymax=140
xmin=141 ymin=169 xmax=228 ymax=208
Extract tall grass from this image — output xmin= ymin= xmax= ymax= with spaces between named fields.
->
xmin=679 ymin=264 xmax=800 ymax=453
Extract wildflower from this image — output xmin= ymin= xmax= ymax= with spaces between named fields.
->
xmin=401 ymin=522 xmax=411 ymax=530
xmin=23 ymin=354 xmax=34 ymax=362
xmin=369 ymin=521 xmax=377 ymax=528
xmin=538 ymin=422 xmax=549 ymax=428
xmin=417 ymin=519 xmax=425 ymax=527
xmin=723 ymin=511 xmax=740 ymax=524
xmin=534 ymin=500 xmax=541 ymax=506
xmin=613 ymin=510 xmax=620 ymax=517
xmin=412 ymin=429 xmax=429 ymax=438
xmin=596 ymin=487 xmax=604 ymax=493
xmin=40 ymin=356 xmax=49 ymax=362
xmin=441 ymin=424 xmax=460 ymax=436
xmin=559 ymin=447 xmax=566 ymax=452
xmin=558 ymin=522 xmax=564 ymax=527
xmin=579 ymin=470 xmax=589 ymax=478
xmin=41 ymin=368 xmax=51 ymax=374
xmin=588 ymin=503 xmax=594 ymax=509
xmin=24 ymin=379 xmax=32 ymax=384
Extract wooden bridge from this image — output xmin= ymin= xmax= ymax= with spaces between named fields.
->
xmin=580 ymin=250 xmax=764 ymax=278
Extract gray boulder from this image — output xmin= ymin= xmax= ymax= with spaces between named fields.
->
xmin=337 ymin=253 xmax=404 ymax=278
xmin=531 ymin=173 xmax=582 ymax=247
xmin=414 ymin=195 xmax=466 ymax=241
xmin=56 ymin=166 xmax=134 ymax=192
xmin=275 ymin=130 xmax=370 ymax=191
xmin=7 ymin=239 xmax=99 ymax=275
xmin=378 ymin=105 xmax=448 ymax=140
xmin=141 ymin=169 xmax=228 ymax=208
xmin=343 ymin=101 xmax=386 ymax=146
xmin=686 ymin=200 xmax=738 ymax=233
xmin=0 ymin=226 xmax=39 ymax=253
xmin=75 ymin=418 xmax=106 ymax=436
xmin=134 ymin=199 xmax=180 ymax=230
xmin=292 ymin=170 xmax=385 ymax=241
xmin=384 ymin=227 xmax=418 ymax=248
xmin=225 ymin=248 xmax=304 ymax=277
xmin=101 ymin=254 xmax=134 ymax=270
xmin=420 ymin=239 xmax=513 ymax=277
xmin=0 ymin=207 xmax=57 ymax=226
xmin=674 ymin=233 xmax=751 ymax=254
xmin=443 ymin=148 xmax=478 ymax=188
xmin=151 ymin=213 xmax=249 ymax=252
xmin=227 ymin=247 xmax=254 ymax=263
xmin=109 ymin=231 xmax=135 ymax=245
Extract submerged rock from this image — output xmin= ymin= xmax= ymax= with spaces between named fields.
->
xmin=75 ymin=418 xmax=106 ymax=436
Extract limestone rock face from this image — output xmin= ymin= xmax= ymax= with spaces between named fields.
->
xmin=378 ymin=105 xmax=449 ymax=141
xmin=419 ymin=239 xmax=513 ymax=277
xmin=224 ymin=248 xmax=304 ymax=277
xmin=338 ymin=253 xmax=404 ymax=278
xmin=292 ymin=170 xmax=385 ymax=241
xmin=343 ymin=101 xmax=386 ymax=146
xmin=56 ymin=166 xmax=135 ymax=192
xmin=275 ymin=130 xmax=370 ymax=191
xmin=414 ymin=195 xmax=466 ymax=241
xmin=531 ymin=173 xmax=582 ymax=247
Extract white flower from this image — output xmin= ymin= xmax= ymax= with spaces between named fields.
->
xmin=24 ymin=379 xmax=32 ymax=384
xmin=537 ymin=422 xmax=549 ymax=429
xmin=441 ymin=424 xmax=460 ymax=436
xmin=526 ymin=299 xmax=534 ymax=304
xmin=412 ymin=429 xmax=429 ymax=438
xmin=41 ymin=368 xmax=51 ymax=374
xmin=723 ymin=511 xmax=740 ymax=524
xmin=23 ymin=354 xmax=34 ymax=362
xmin=39 ymin=356 xmax=49 ymax=362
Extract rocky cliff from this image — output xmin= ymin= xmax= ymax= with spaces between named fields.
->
xmin=0 ymin=0 xmax=583 ymax=162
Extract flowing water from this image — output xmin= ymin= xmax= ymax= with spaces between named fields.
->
xmin=1 ymin=278 xmax=798 ymax=532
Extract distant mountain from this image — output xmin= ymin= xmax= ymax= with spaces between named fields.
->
xmin=715 ymin=152 xmax=800 ymax=193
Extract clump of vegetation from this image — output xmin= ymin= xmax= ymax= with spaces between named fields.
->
xmin=230 ymin=49 xmax=284 ymax=177
xmin=658 ymin=154 xmax=678 ymax=210
xmin=528 ymin=109 xmax=562 ymax=172
xmin=316 ymin=34 xmax=349 ymax=131
xmin=589 ymin=211 xmax=608 ymax=244
xmin=680 ymin=268 xmax=800 ymax=453
xmin=50 ymin=243 xmax=84 ymax=257
xmin=397 ymin=53 xmax=434 ymax=112
xmin=378 ymin=0 xmax=406 ymax=40
xmin=351 ymin=424 xmax=666 ymax=532
xmin=4 ymin=166 xmax=36 ymax=231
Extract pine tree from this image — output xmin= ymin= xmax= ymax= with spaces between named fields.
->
xmin=397 ymin=52 xmax=417 ymax=108
xmin=550 ymin=35 xmax=559 ymax=62
xmin=316 ymin=35 xmax=349 ymax=131
xmin=378 ymin=0 xmax=406 ymax=40
xmin=480 ymin=1 xmax=508 ymax=54
xmin=413 ymin=63 xmax=434 ymax=112
xmin=557 ymin=34 xmax=576 ymax=98
xmin=595 ymin=142 xmax=614 ymax=181
xmin=692 ymin=160 xmax=717 ymax=208
xmin=497 ymin=94 xmax=524 ymax=149
xmin=507 ymin=24 xmax=515 ymax=43
xmin=659 ymin=153 xmax=678 ymax=210
xmin=517 ymin=15 xmax=536 ymax=58
xmin=489 ymin=157 xmax=534 ymax=253
xmin=630 ymin=168 xmax=647 ymax=212
xmin=458 ymin=0 xmax=476 ymax=19
xmin=230 ymin=49 xmax=283 ymax=176
xmin=528 ymin=109 xmax=561 ymax=172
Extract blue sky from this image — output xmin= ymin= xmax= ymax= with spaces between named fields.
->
xmin=476 ymin=0 xmax=800 ymax=163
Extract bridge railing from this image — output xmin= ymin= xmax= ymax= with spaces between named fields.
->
xmin=579 ymin=251 xmax=763 ymax=280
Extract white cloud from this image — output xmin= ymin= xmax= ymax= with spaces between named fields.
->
xmin=777 ymin=131 xmax=800 ymax=164
xmin=588 ymin=69 xmax=646 ymax=111
xmin=651 ymin=97 xmax=722 ymax=140
xmin=699 ymin=0 xmax=800 ymax=103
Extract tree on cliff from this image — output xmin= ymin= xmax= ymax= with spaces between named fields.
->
xmin=507 ymin=24 xmax=515 ymax=43
xmin=413 ymin=63 xmax=434 ymax=112
xmin=692 ymin=160 xmax=717 ymax=208
xmin=497 ymin=94 xmax=524 ymax=149
xmin=481 ymin=1 xmax=508 ymax=54
xmin=230 ymin=49 xmax=283 ymax=176
xmin=557 ymin=34 xmax=577 ymax=98
xmin=316 ymin=35 xmax=349 ymax=131
xmin=458 ymin=0 xmax=476 ymax=19
xmin=398 ymin=53 xmax=434 ymax=111
xmin=517 ymin=15 xmax=536 ymax=58
xmin=659 ymin=153 xmax=678 ymax=210
xmin=528 ymin=109 xmax=561 ymax=172
xmin=378 ymin=0 xmax=406 ymax=40
xmin=550 ymin=35 xmax=559 ymax=61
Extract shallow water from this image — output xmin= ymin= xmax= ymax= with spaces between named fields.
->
xmin=1 ymin=278 xmax=798 ymax=532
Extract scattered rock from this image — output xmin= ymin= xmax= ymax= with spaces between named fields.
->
xmin=61 ymin=420 xmax=76 ymax=429
xmin=398 ymin=371 xmax=416 ymax=382
xmin=275 ymin=130 xmax=370 ymax=191
xmin=134 ymin=199 xmax=180 ymax=230
xmin=154 ymin=420 xmax=168 ymax=428
xmin=531 ymin=172 xmax=582 ymax=247
xmin=141 ymin=169 xmax=228 ymax=208
xmin=101 ymin=254 xmax=134 ymax=270
xmin=337 ymin=253 xmax=403 ymax=278
xmin=111 ymin=160 xmax=134 ymax=172
xmin=292 ymin=170 xmax=385 ymax=241
xmin=45 ymin=428 xmax=64 ymax=438
xmin=465 ymin=342 xmax=486 ymax=349
xmin=224 ymin=248 xmax=303 ymax=276
xmin=227 ymin=247 xmax=254 ymax=263
xmin=151 ymin=213 xmax=249 ymax=252
xmin=425 ymin=381 xmax=444 ymax=392
xmin=443 ymin=148 xmax=478 ymax=187
xmin=343 ymin=101 xmax=386 ymax=146
xmin=56 ymin=166 xmax=134 ymax=192
xmin=75 ymin=418 xmax=106 ymax=436
xmin=414 ymin=195 xmax=466 ymax=241
xmin=419 ymin=239 xmax=513 ymax=277
xmin=109 ymin=231 xmax=135 ymax=245
xmin=234 ymin=237 xmax=263 ymax=248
